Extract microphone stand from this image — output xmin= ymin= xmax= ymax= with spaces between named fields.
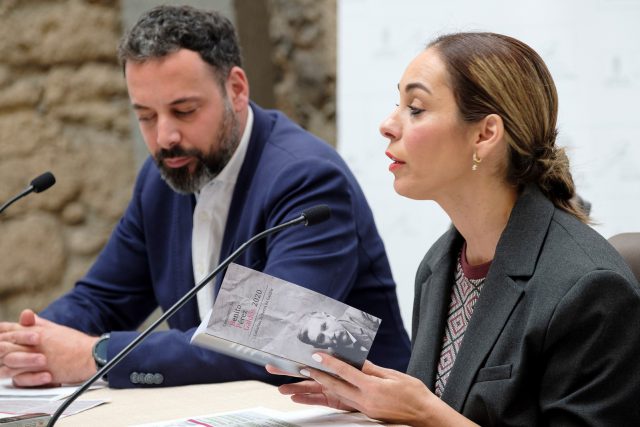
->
xmin=0 ymin=186 xmax=35 ymax=214
xmin=1 ymin=172 xmax=56 ymax=215
xmin=47 ymin=212 xmax=318 ymax=425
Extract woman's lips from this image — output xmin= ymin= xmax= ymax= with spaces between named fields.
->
xmin=386 ymin=151 xmax=405 ymax=172
xmin=163 ymin=157 xmax=192 ymax=169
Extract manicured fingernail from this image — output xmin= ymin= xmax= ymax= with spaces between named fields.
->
xmin=299 ymin=369 xmax=310 ymax=377
xmin=312 ymin=353 xmax=322 ymax=363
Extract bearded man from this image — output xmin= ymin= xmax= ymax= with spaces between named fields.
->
xmin=0 ymin=5 xmax=410 ymax=389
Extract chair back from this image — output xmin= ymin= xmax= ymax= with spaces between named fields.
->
xmin=608 ymin=232 xmax=640 ymax=283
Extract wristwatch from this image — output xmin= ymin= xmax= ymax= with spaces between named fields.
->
xmin=92 ymin=333 xmax=110 ymax=370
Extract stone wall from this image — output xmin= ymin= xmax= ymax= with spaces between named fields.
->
xmin=0 ymin=0 xmax=337 ymax=321
xmin=268 ymin=0 xmax=336 ymax=145
xmin=0 ymin=0 xmax=133 ymax=319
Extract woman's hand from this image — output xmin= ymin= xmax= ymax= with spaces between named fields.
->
xmin=268 ymin=354 xmax=479 ymax=427
xmin=265 ymin=363 xmax=353 ymax=410
xmin=302 ymin=353 xmax=432 ymax=425
xmin=268 ymin=354 xmax=433 ymax=425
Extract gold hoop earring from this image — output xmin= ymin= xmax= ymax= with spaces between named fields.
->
xmin=472 ymin=152 xmax=482 ymax=171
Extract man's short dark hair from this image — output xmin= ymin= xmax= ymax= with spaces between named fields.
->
xmin=117 ymin=5 xmax=242 ymax=87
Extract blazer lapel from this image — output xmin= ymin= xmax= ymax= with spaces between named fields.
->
xmin=409 ymin=230 xmax=461 ymax=388
xmin=440 ymin=265 xmax=523 ymax=410
xmin=440 ymin=185 xmax=554 ymax=411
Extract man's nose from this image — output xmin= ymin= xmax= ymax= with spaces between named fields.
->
xmin=156 ymin=116 xmax=181 ymax=149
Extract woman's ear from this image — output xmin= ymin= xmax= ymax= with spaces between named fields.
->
xmin=474 ymin=113 xmax=504 ymax=158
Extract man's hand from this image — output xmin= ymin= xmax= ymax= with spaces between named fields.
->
xmin=0 ymin=309 xmax=99 ymax=387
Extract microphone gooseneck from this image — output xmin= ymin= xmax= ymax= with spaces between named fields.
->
xmin=47 ymin=205 xmax=331 ymax=426
xmin=0 ymin=172 xmax=56 ymax=214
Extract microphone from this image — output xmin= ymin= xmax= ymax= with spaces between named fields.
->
xmin=47 ymin=204 xmax=331 ymax=426
xmin=0 ymin=172 xmax=56 ymax=214
xmin=299 ymin=204 xmax=330 ymax=226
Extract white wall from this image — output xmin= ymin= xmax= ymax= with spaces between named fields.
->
xmin=338 ymin=0 xmax=640 ymax=329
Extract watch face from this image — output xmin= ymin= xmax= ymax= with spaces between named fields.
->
xmin=93 ymin=334 xmax=109 ymax=366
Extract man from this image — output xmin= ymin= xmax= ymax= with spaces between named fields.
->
xmin=0 ymin=5 xmax=410 ymax=388
xmin=297 ymin=310 xmax=380 ymax=366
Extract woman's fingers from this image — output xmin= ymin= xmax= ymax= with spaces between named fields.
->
xmin=265 ymin=363 xmax=306 ymax=378
xmin=278 ymin=379 xmax=323 ymax=395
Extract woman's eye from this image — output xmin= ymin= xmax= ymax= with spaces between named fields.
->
xmin=408 ymin=105 xmax=425 ymax=116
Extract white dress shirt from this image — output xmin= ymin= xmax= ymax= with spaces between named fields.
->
xmin=192 ymin=107 xmax=254 ymax=320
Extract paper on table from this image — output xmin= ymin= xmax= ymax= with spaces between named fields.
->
xmin=0 ymin=378 xmax=106 ymax=401
xmin=131 ymin=406 xmax=383 ymax=426
xmin=0 ymin=378 xmax=108 ymax=419
xmin=0 ymin=398 xmax=106 ymax=419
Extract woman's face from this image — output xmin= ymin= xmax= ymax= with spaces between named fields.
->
xmin=380 ymin=48 xmax=476 ymax=201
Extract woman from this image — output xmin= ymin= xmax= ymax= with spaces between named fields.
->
xmin=267 ymin=32 xmax=640 ymax=426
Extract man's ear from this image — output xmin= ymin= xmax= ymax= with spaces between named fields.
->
xmin=474 ymin=113 xmax=504 ymax=159
xmin=225 ymin=66 xmax=250 ymax=112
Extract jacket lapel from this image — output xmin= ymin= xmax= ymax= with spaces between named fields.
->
xmin=440 ymin=185 xmax=554 ymax=411
xmin=409 ymin=230 xmax=461 ymax=388
xmin=440 ymin=264 xmax=523 ymax=410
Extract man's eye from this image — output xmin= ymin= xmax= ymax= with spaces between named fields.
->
xmin=175 ymin=109 xmax=195 ymax=117
xmin=137 ymin=115 xmax=155 ymax=122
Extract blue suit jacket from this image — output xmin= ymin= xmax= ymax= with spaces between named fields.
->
xmin=42 ymin=104 xmax=411 ymax=388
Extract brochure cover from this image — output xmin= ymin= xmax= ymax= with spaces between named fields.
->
xmin=190 ymin=263 xmax=381 ymax=375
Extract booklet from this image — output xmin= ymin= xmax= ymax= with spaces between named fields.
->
xmin=190 ymin=263 xmax=381 ymax=375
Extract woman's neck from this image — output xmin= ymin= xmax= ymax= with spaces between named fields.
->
xmin=440 ymin=183 xmax=518 ymax=266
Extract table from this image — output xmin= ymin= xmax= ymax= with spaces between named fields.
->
xmin=57 ymin=380 xmax=315 ymax=426
xmin=55 ymin=380 xmax=407 ymax=426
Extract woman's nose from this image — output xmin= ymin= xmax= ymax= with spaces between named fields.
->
xmin=379 ymin=111 xmax=400 ymax=142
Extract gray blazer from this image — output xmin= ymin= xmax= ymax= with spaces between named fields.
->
xmin=407 ymin=185 xmax=640 ymax=426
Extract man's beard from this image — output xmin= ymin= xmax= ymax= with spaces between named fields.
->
xmin=154 ymin=102 xmax=241 ymax=194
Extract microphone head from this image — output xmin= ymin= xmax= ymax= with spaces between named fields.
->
xmin=301 ymin=205 xmax=331 ymax=226
xmin=30 ymin=171 xmax=56 ymax=193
